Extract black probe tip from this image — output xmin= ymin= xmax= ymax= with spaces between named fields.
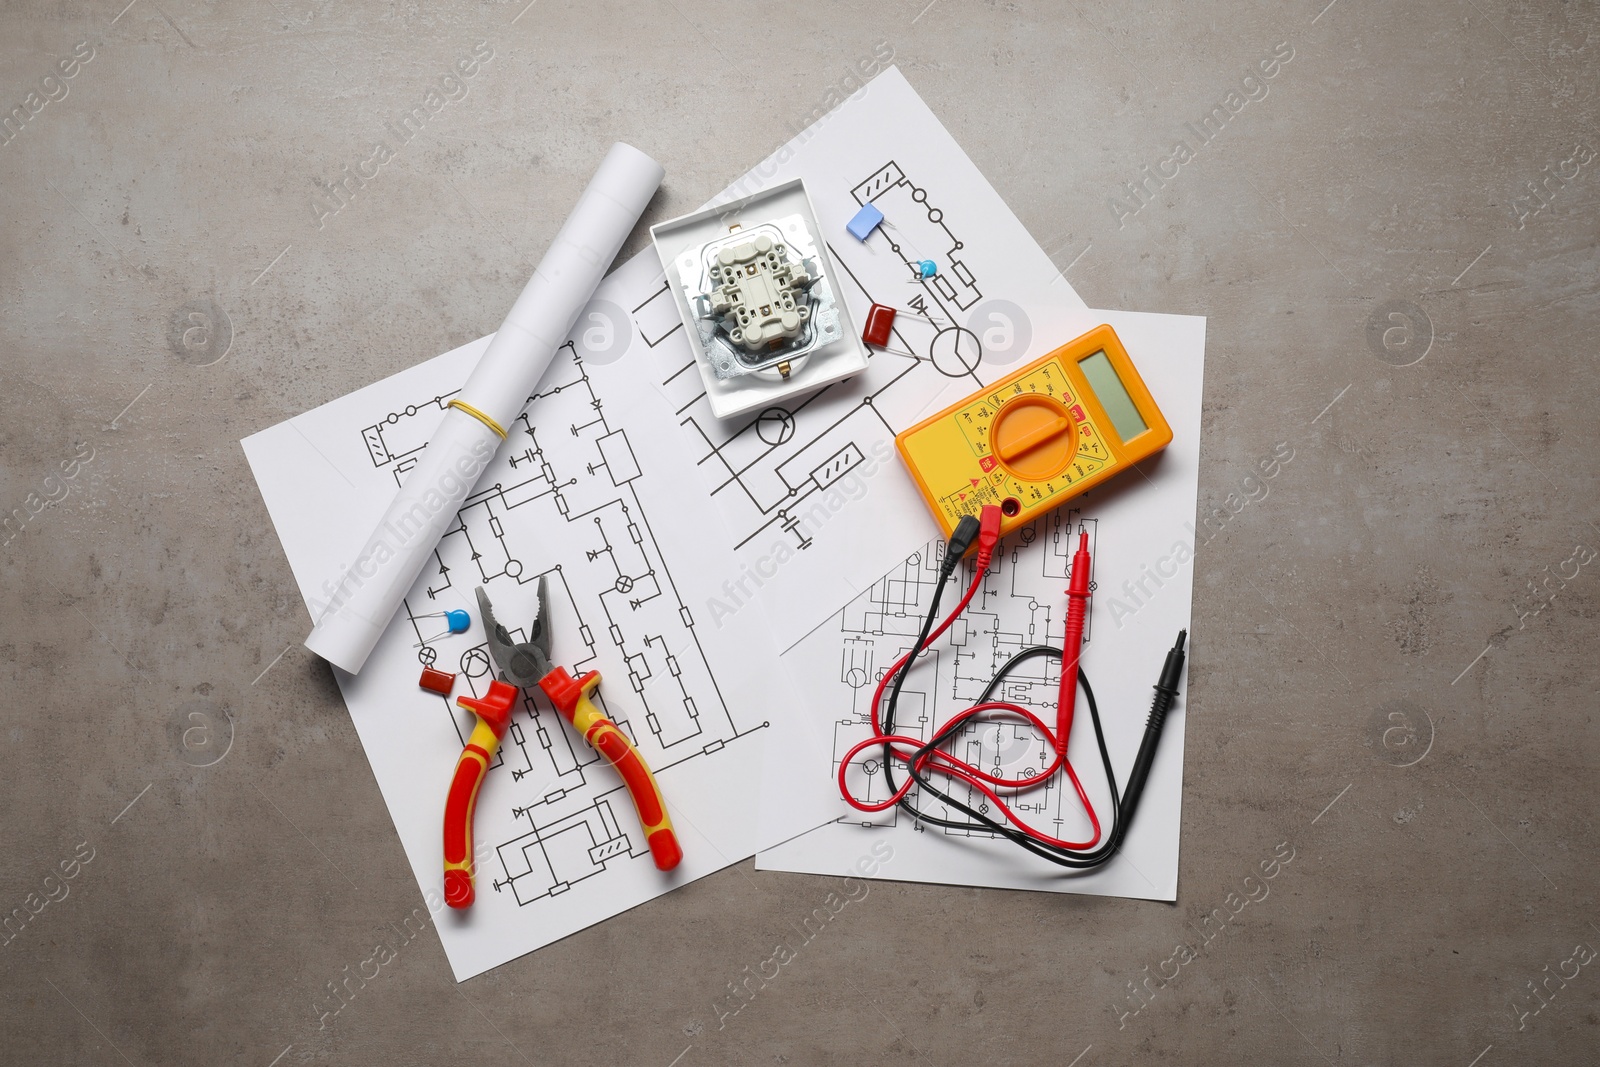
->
xmin=1155 ymin=630 xmax=1188 ymax=697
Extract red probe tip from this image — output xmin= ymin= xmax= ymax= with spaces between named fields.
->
xmin=1066 ymin=530 xmax=1092 ymax=598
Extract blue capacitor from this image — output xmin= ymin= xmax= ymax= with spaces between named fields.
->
xmin=414 ymin=607 xmax=473 ymax=647
xmin=846 ymin=202 xmax=885 ymax=241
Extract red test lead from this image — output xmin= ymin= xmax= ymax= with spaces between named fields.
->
xmin=837 ymin=505 xmax=1187 ymax=870
xmin=1058 ymin=530 xmax=1092 ymax=754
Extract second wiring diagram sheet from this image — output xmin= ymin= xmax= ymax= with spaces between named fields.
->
xmin=757 ymin=308 xmax=1207 ymax=903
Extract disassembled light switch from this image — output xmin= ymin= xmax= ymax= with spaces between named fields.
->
xmin=709 ymin=232 xmax=812 ymax=360
xmin=652 ymin=178 xmax=869 ymax=419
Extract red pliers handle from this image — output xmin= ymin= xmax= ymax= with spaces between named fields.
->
xmin=443 ymin=680 xmax=517 ymax=909
xmin=540 ymin=666 xmax=682 ymax=872
xmin=443 ymin=579 xmax=684 ymax=909
xmin=442 ymin=670 xmax=682 ymax=909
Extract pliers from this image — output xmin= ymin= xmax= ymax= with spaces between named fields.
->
xmin=443 ymin=577 xmax=683 ymax=908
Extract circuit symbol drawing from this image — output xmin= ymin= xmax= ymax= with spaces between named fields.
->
xmin=357 ymin=342 xmax=766 ymax=907
xmin=829 ymin=508 xmax=1100 ymax=837
xmin=647 ymin=160 xmax=1005 ymax=556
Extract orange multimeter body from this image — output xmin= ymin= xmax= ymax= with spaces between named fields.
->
xmin=895 ymin=324 xmax=1173 ymax=540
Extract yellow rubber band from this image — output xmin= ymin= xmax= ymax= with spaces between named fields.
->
xmin=447 ymin=399 xmax=507 ymax=440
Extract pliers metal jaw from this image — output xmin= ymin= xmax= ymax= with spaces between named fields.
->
xmin=476 ymin=580 xmax=553 ymax=687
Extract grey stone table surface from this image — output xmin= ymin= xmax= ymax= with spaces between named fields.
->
xmin=2 ymin=1 xmax=1596 ymax=1064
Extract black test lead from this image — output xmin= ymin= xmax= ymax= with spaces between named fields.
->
xmin=838 ymin=503 xmax=1187 ymax=870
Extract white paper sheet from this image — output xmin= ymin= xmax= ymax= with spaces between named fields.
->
xmin=649 ymin=67 xmax=1088 ymax=651
xmin=243 ymin=67 xmax=1092 ymax=980
xmin=246 ymin=308 xmax=789 ymax=981
xmin=755 ymin=308 xmax=1206 ymax=903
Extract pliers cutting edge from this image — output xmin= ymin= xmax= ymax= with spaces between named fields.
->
xmin=443 ymin=577 xmax=683 ymax=908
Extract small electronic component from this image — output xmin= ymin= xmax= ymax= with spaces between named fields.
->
xmin=419 ymin=667 xmax=457 ymax=695
xmin=414 ymin=607 xmax=471 ymax=647
xmin=846 ymin=202 xmax=884 ymax=241
xmin=862 ymin=302 xmax=939 ymax=354
xmin=652 ymin=178 xmax=868 ymax=419
xmin=428 ymin=608 xmax=471 ymax=632
xmin=862 ymin=303 xmax=897 ymax=348
xmin=895 ymin=323 xmax=1173 ymax=540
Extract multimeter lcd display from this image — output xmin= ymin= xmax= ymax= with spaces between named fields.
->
xmin=895 ymin=324 xmax=1174 ymax=540
xmin=1078 ymin=350 xmax=1148 ymax=442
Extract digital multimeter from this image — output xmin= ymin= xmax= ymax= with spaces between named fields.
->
xmin=896 ymin=324 xmax=1172 ymax=540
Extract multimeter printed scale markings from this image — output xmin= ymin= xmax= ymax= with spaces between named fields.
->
xmin=923 ymin=359 xmax=1115 ymax=529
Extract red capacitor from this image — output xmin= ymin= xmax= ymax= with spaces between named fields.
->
xmin=862 ymin=303 xmax=897 ymax=348
xmin=419 ymin=666 xmax=457 ymax=695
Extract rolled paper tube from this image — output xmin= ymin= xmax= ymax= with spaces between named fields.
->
xmin=304 ymin=142 xmax=665 ymax=674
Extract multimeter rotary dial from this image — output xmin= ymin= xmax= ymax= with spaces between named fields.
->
xmin=987 ymin=393 xmax=1078 ymax=481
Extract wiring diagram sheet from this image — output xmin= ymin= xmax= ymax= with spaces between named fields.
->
xmin=246 ymin=317 xmax=789 ymax=981
xmin=651 ymin=66 xmax=1088 ymax=651
xmin=244 ymin=67 xmax=1090 ymax=979
xmin=756 ymin=308 xmax=1206 ymax=903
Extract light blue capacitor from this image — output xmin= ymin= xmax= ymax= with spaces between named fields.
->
xmin=414 ymin=607 xmax=473 ymax=647
xmin=916 ymin=259 xmax=937 ymax=278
